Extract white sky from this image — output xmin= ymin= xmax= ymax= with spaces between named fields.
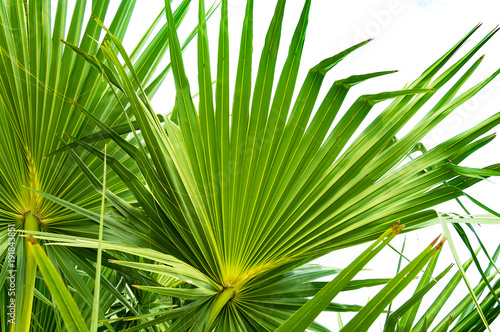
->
xmin=65 ymin=0 xmax=500 ymax=330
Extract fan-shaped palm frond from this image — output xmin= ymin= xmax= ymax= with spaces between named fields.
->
xmin=30 ymin=0 xmax=500 ymax=330
xmin=0 ymin=0 xmax=212 ymax=330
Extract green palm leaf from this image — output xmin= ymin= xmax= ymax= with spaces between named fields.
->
xmin=25 ymin=0 xmax=500 ymax=330
xmin=0 ymin=0 xmax=204 ymax=330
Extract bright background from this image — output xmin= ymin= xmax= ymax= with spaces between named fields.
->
xmin=58 ymin=0 xmax=500 ymax=330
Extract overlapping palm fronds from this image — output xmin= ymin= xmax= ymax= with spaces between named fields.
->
xmin=20 ymin=0 xmax=500 ymax=330
xmin=0 ymin=0 xmax=213 ymax=330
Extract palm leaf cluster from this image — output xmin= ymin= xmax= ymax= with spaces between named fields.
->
xmin=33 ymin=0 xmax=500 ymax=330
xmin=2 ymin=0 xmax=500 ymax=331
xmin=0 ymin=0 xmax=206 ymax=330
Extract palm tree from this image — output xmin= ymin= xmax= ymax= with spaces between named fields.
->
xmin=28 ymin=0 xmax=500 ymax=330
xmin=4 ymin=0 xmax=500 ymax=331
xmin=0 ymin=0 xmax=213 ymax=330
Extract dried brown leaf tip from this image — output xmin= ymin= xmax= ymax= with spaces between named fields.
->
xmin=395 ymin=225 xmax=405 ymax=235
xmin=435 ymin=237 xmax=447 ymax=250
xmin=391 ymin=221 xmax=401 ymax=230
xmin=429 ymin=234 xmax=442 ymax=247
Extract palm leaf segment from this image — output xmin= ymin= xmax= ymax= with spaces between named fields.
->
xmin=62 ymin=0 xmax=500 ymax=329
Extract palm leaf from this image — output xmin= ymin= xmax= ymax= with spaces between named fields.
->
xmin=0 ymin=0 xmax=202 ymax=329
xmin=30 ymin=0 xmax=500 ymax=330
